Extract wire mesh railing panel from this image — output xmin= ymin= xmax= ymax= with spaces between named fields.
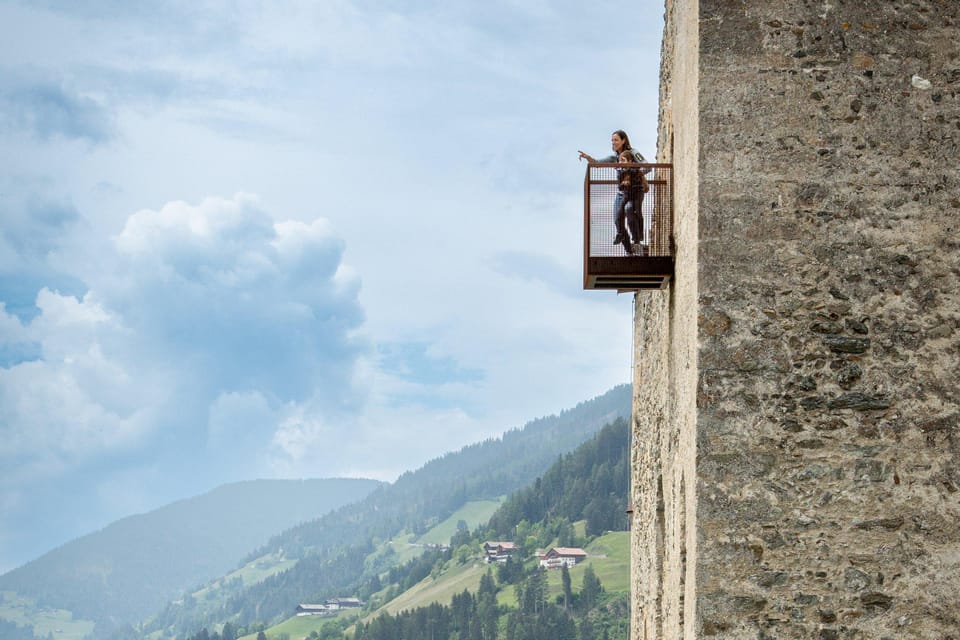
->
xmin=585 ymin=164 xmax=673 ymax=258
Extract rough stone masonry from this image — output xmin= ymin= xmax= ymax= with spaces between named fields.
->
xmin=631 ymin=1 xmax=960 ymax=638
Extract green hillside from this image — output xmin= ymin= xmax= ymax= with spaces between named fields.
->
xmin=346 ymin=418 xmax=632 ymax=640
xmin=536 ymin=530 xmax=631 ymax=599
xmin=239 ymin=613 xmax=359 ymax=640
xmin=233 ymin=532 xmax=629 ymax=640
xmin=416 ymin=500 xmax=503 ymax=546
xmin=215 ymin=500 xmax=504 ymax=640
xmin=0 ymin=591 xmax=94 ymax=640
xmin=377 ymin=531 xmax=629 ymax=619
xmin=0 ymin=478 xmax=381 ymax=630
xmin=235 ymin=420 xmax=632 ymax=640
xmin=377 ymin=560 xmax=486 ymax=617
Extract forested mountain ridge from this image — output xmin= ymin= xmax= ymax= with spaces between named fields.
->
xmin=257 ymin=384 xmax=631 ymax=558
xmin=0 ymin=478 xmax=382 ymax=627
xmin=188 ymin=416 xmax=633 ymax=640
xmin=146 ymin=385 xmax=630 ymax=639
xmin=485 ymin=416 xmax=629 ymax=540
xmin=353 ymin=417 xmax=632 ymax=640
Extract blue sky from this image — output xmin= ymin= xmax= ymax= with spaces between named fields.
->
xmin=0 ymin=0 xmax=662 ymax=573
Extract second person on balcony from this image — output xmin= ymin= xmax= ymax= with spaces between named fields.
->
xmin=578 ymin=130 xmax=648 ymax=255
xmin=617 ymin=150 xmax=649 ymax=255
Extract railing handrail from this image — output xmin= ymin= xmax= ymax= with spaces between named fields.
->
xmin=589 ymin=178 xmax=669 ymax=185
xmin=585 ymin=161 xmax=673 ymax=169
xmin=584 ymin=162 xmax=669 ymax=185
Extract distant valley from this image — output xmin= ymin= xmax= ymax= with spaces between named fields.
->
xmin=0 ymin=385 xmax=630 ymax=640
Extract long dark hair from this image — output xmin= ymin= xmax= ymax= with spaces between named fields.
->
xmin=612 ymin=129 xmax=633 ymax=150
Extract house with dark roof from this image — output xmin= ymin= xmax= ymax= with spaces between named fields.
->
xmin=539 ymin=547 xmax=587 ymax=569
xmin=326 ymin=597 xmax=363 ymax=609
xmin=483 ymin=541 xmax=517 ymax=564
xmin=295 ymin=603 xmax=336 ymax=617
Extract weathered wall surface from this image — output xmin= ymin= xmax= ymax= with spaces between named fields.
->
xmin=635 ymin=1 xmax=960 ymax=638
xmin=630 ymin=0 xmax=699 ymax=639
xmin=631 ymin=290 xmax=672 ymax=639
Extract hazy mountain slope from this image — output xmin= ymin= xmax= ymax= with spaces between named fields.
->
xmin=148 ymin=385 xmax=631 ymax=637
xmin=259 ymin=384 xmax=631 ymax=558
xmin=0 ymin=478 xmax=381 ymax=625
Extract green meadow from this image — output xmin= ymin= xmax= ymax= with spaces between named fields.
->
xmin=416 ymin=500 xmax=503 ymax=546
xmin=0 ymin=591 xmax=95 ymax=640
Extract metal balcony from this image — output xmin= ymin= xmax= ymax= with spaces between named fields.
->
xmin=583 ymin=163 xmax=674 ymax=290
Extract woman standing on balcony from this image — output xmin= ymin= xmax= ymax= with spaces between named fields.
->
xmin=577 ymin=129 xmax=644 ymax=165
xmin=578 ymin=130 xmax=647 ymax=254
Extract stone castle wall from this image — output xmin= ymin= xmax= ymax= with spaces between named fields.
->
xmin=631 ymin=1 xmax=960 ymax=638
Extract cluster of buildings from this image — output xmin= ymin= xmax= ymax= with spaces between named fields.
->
xmin=483 ymin=541 xmax=588 ymax=569
xmin=294 ymin=598 xmax=363 ymax=617
xmin=295 ymin=543 xmax=591 ymax=617
xmin=482 ymin=541 xmax=517 ymax=563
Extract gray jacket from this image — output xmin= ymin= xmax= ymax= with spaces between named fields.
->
xmin=599 ymin=149 xmax=650 ymax=174
xmin=598 ymin=149 xmax=646 ymax=163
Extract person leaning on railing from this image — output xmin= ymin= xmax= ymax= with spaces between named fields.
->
xmin=578 ymin=129 xmax=649 ymax=254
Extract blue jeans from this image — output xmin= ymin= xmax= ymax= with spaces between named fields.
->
xmin=615 ymin=191 xmax=644 ymax=245
xmin=624 ymin=193 xmax=643 ymax=244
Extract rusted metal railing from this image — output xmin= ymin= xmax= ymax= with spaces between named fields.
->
xmin=583 ymin=162 xmax=674 ymax=290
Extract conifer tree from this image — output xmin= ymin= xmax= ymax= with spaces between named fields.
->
xmin=580 ymin=565 xmax=602 ymax=612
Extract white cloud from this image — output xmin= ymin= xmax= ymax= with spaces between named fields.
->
xmin=0 ymin=303 xmax=29 ymax=344
xmin=102 ymin=194 xmax=366 ymax=405
xmin=269 ymin=410 xmax=331 ymax=469
xmin=0 ymin=289 xmax=150 ymax=466
xmin=0 ymin=192 xmax=368 ymax=568
xmin=0 ymin=72 xmax=115 ymax=143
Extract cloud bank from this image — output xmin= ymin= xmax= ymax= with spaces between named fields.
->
xmin=0 ymin=194 xmax=366 ymax=568
xmin=0 ymin=73 xmax=115 ymax=143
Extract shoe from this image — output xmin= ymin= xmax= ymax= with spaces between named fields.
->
xmin=613 ymin=233 xmax=624 ymax=245
xmin=624 ymin=242 xmax=634 ymax=255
